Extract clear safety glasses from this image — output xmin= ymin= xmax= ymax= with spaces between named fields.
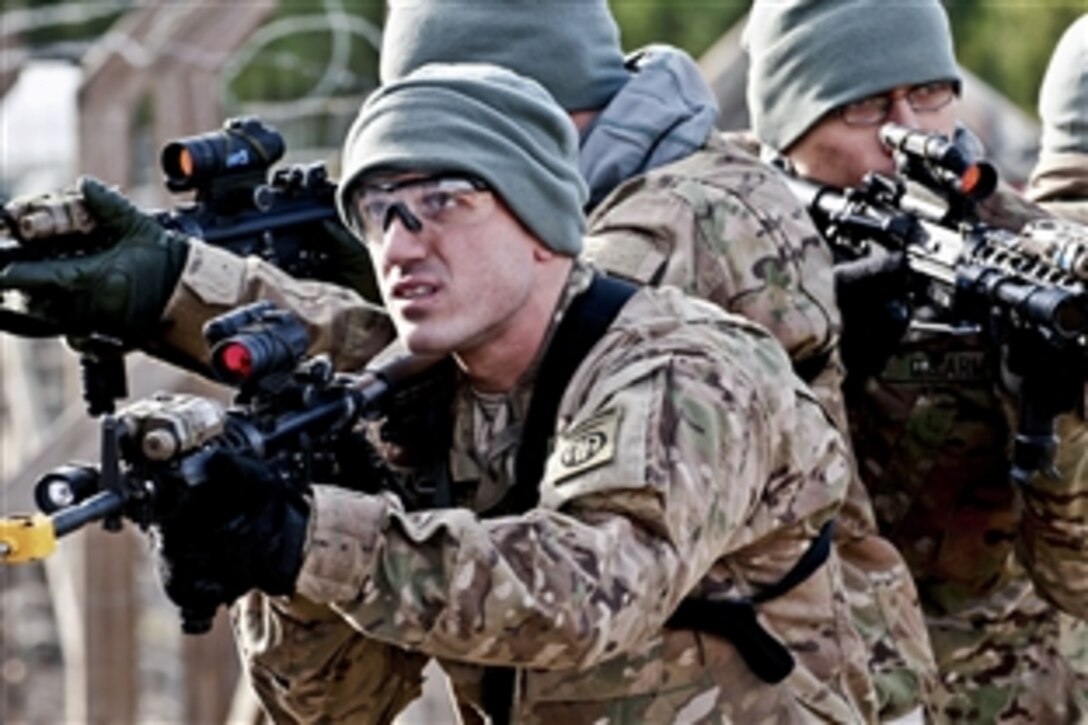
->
xmin=350 ymin=175 xmax=494 ymax=243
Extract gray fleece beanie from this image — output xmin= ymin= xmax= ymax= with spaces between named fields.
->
xmin=744 ymin=0 xmax=961 ymax=152
xmin=380 ymin=0 xmax=629 ymax=112
xmin=1039 ymin=14 xmax=1088 ymax=156
xmin=338 ymin=63 xmax=588 ymax=256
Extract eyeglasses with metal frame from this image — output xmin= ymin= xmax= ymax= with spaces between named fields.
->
xmin=836 ymin=81 xmax=959 ymax=127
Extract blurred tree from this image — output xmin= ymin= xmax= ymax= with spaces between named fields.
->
xmin=226 ymin=0 xmax=383 ymax=104
xmin=2 ymin=0 xmax=126 ymax=51
xmin=610 ymin=0 xmax=748 ymax=58
xmin=4 ymin=1 xmax=1085 ymax=120
xmin=218 ymin=0 xmax=385 ymax=154
xmin=946 ymin=3 xmax=1086 ymax=115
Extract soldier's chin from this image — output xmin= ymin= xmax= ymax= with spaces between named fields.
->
xmin=398 ymin=324 xmax=457 ymax=357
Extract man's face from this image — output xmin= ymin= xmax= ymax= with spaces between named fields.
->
xmin=787 ymin=81 xmax=959 ymax=189
xmin=353 ymin=173 xmax=546 ymax=358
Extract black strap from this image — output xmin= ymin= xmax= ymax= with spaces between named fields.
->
xmin=490 ymin=273 xmax=638 ymax=517
xmin=666 ymin=519 xmax=836 ymax=684
xmin=482 ymin=273 xmax=637 ymax=725
xmin=748 ymin=519 xmax=835 ymax=605
xmin=792 ymin=349 xmax=832 ymax=385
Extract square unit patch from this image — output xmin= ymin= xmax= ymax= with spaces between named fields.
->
xmin=550 ymin=407 xmax=622 ymax=485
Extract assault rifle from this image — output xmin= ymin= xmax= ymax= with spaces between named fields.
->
xmin=0 ymin=116 xmax=375 ymax=338
xmin=786 ymin=123 xmax=1088 ymax=485
xmin=0 ymin=301 xmax=436 ymax=633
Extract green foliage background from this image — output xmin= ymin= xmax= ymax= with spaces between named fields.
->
xmin=943 ymin=2 xmax=1086 ymax=114
xmin=226 ymin=0 xmax=385 ymax=102
xmin=4 ymin=0 xmax=1087 ymax=117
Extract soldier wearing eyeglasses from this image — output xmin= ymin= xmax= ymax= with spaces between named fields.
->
xmin=744 ymin=0 xmax=1088 ymax=722
xmin=148 ymin=63 xmax=879 ymax=723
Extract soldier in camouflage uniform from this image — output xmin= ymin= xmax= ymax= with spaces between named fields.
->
xmin=379 ymin=1 xmax=935 ymax=719
xmin=745 ymin=1 xmax=1088 ymax=721
xmin=1027 ymin=13 xmax=1088 ymax=686
xmin=144 ymin=63 xmax=878 ymax=722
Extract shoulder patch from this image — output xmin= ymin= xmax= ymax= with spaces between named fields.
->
xmin=550 ymin=408 xmax=623 ymax=485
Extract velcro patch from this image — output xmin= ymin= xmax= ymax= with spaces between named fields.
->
xmin=550 ymin=408 xmax=622 ymax=485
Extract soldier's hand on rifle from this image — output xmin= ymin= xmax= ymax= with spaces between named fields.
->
xmin=155 ymin=447 xmax=310 ymax=633
xmin=834 ymin=248 xmax=912 ymax=381
xmin=0 ymin=176 xmax=189 ymax=340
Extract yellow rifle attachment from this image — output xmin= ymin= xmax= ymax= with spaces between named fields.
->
xmin=0 ymin=514 xmax=58 ymax=564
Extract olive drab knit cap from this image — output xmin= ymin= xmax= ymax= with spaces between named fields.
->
xmin=744 ymin=0 xmax=961 ymax=152
xmin=1038 ymin=14 xmax=1088 ymax=156
xmin=379 ymin=0 xmax=629 ymax=112
xmin=337 ymin=63 xmax=588 ymax=256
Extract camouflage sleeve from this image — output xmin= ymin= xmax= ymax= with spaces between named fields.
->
xmin=156 ymin=240 xmax=395 ymax=371
xmin=293 ymin=331 xmax=844 ymax=670
xmin=1026 ymin=152 xmax=1088 ymax=226
xmin=1016 ymin=412 xmax=1088 ymax=619
xmin=1027 ymin=152 xmax=1088 ymax=203
xmin=952 ymin=181 xmax=1088 ymax=613
xmin=584 ymin=158 xmax=838 ymax=367
xmin=230 ymin=590 xmax=428 ymax=723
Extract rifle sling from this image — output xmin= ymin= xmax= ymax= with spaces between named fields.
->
xmin=510 ymin=272 xmax=638 ymax=515
xmin=665 ymin=519 xmax=835 ymax=685
xmin=482 ymin=272 xmax=635 ymax=724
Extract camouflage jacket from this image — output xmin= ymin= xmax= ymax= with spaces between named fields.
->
xmin=585 ymin=131 xmax=935 ymax=719
xmin=844 ymin=182 xmax=1088 ymax=722
xmin=1027 ymin=151 xmax=1088 ymax=226
xmin=234 ymin=268 xmax=878 ymax=723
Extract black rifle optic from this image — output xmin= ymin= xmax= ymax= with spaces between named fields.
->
xmin=0 ymin=116 xmax=373 ymax=337
xmin=786 ymin=122 xmax=1088 ymax=486
xmin=0 ymin=301 xmax=436 ymax=633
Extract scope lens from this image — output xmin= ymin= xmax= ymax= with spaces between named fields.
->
xmin=178 ymin=148 xmax=194 ymax=178
xmin=160 ymin=118 xmax=285 ymax=192
xmin=161 ymin=141 xmax=200 ymax=186
xmin=216 ymin=343 xmax=254 ymax=379
xmin=205 ymin=302 xmax=311 ymax=385
xmin=961 ymin=165 xmax=981 ymax=194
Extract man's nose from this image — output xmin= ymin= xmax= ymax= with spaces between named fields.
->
xmin=886 ymin=95 xmax=919 ymax=128
xmin=381 ymin=208 xmax=429 ymax=268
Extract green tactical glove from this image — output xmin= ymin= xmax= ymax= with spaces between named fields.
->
xmin=0 ymin=176 xmax=190 ymax=340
